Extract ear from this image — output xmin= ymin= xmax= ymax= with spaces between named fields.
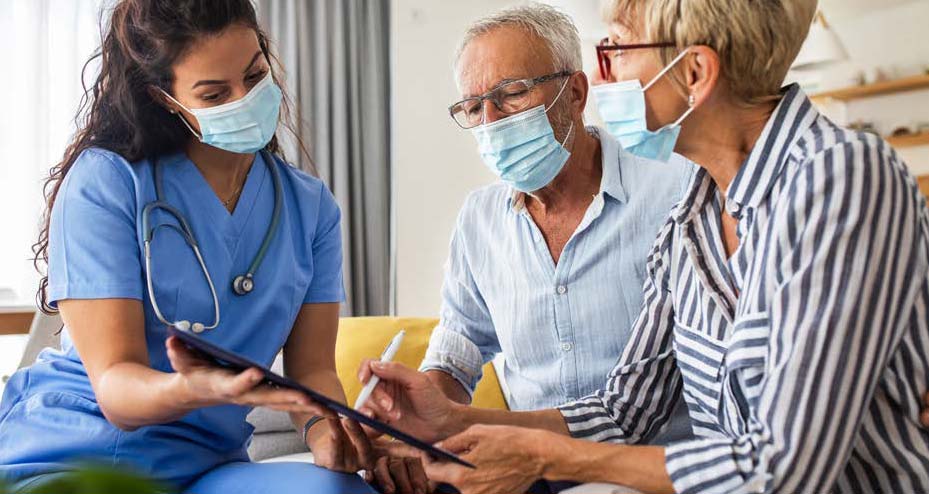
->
xmin=147 ymin=85 xmax=178 ymax=114
xmin=568 ymin=71 xmax=589 ymax=118
xmin=681 ymin=46 xmax=720 ymax=108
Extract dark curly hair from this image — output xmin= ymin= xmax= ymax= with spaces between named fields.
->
xmin=33 ymin=0 xmax=310 ymax=313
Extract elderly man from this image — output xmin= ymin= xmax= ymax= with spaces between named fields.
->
xmin=417 ymin=3 xmax=694 ymax=440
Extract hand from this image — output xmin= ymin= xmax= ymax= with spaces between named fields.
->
xmin=366 ymin=439 xmax=432 ymax=494
xmin=166 ymin=336 xmax=333 ymax=416
xmin=357 ymin=360 xmax=461 ymax=443
xmin=307 ymin=417 xmax=377 ymax=474
xmin=423 ymin=425 xmax=550 ymax=494
xmin=922 ymin=392 xmax=929 ymax=428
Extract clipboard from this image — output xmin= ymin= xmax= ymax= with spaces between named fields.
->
xmin=167 ymin=326 xmax=475 ymax=469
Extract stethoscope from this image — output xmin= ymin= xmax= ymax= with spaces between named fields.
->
xmin=142 ymin=150 xmax=283 ymax=333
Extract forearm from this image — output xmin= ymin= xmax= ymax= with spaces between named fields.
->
xmin=425 ymin=370 xmax=471 ymax=405
xmin=95 ymin=362 xmax=199 ymax=430
xmin=542 ymin=435 xmax=673 ymax=494
xmin=449 ymin=403 xmax=569 ymax=437
xmin=289 ymin=368 xmax=347 ymax=443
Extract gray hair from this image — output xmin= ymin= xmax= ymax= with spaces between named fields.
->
xmin=454 ymin=3 xmax=582 ymax=78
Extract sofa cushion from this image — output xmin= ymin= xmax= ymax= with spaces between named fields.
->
xmin=335 ymin=317 xmax=507 ymax=410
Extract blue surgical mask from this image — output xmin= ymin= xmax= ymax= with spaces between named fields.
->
xmin=471 ymin=79 xmax=574 ymax=193
xmin=161 ymin=72 xmax=282 ymax=154
xmin=592 ymin=49 xmax=694 ymax=162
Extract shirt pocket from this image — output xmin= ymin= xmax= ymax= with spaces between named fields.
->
xmin=719 ymin=311 xmax=771 ymax=435
xmin=673 ymin=321 xmax=727 ymax=422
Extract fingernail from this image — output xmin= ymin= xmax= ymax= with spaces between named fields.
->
xmin=379 ymin=398 xmax=390 ymax=409
xmin=372 ymin=361 xmax=385 ymax=369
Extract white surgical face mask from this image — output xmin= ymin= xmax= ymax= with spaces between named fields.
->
xmin=160 ymin=72 xmax=282 ymax=154
xmin=592 ymin=49 xmax=695 ymax=162
xmin=470 ymin=77 xmax=575 ymax=193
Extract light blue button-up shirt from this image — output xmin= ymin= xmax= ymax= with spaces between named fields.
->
xmin=420 ymin=127 xmax=695 ymax=425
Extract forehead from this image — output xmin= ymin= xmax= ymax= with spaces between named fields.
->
xmin=172 ymin=24 xmax=264 ymax=82
xmin=455 ymin=25 xmax=556 ymax=98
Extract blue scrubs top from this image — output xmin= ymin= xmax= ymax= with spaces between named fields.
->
xmin=0 ymin=147 xmax=345 ymax=488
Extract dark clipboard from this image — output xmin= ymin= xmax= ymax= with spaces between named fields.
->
xmin=167 ymin=326 xmax=475 ymax=469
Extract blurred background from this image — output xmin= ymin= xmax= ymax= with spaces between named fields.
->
xmin=1 ymin=0 xmax=928 ymax=382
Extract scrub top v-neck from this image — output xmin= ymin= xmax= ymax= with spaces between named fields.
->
xmin=0 ymin=147 xmax=345 ymax=488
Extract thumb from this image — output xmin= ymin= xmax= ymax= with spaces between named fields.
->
xmin=435 ymin=430 xmax=477 ymax=454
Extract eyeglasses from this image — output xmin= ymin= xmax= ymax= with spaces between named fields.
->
xmin=449 ymin=71 xmax=572 ymax=129
xmin=596 ymin=38 xmax=675 ymax=80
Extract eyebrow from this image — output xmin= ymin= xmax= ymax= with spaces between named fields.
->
xmin=190 ymin=51 xmax=265 ymax=89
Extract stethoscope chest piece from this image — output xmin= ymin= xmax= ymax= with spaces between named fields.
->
xmin=232 ymin=274 xmax=255 ymax=296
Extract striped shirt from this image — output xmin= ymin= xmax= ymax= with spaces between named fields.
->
xmin=559 ymin=84 xmax=929 ymax=493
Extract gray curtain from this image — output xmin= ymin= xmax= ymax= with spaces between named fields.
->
xmin=256 ymin=0 xmax=391 ymax=316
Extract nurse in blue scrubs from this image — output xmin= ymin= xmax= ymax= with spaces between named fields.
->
xmin=0 ymin=1 xmax=380 ymax=493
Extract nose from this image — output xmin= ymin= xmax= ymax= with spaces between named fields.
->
xmin=481 ymin=98 xmax=508 ymax=125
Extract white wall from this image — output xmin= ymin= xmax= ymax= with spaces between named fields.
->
xmin=794 ymin=0 xmax=929 ymax=174
xmin=390 ymin=0 xmax=603 ymax=316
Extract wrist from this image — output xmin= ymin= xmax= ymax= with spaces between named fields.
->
xmin=442 ymin=402 xmax=473 ymax=439
xmin=168 ymin=372 xmax=205 ymax=411
xmin=536 ymin=430 xmax=581 ymax=481
xmin=303 ymin=416 xmax=328 ymax=448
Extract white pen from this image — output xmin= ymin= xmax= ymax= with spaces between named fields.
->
xmin=354 ymin=329 xmax=406 ymax=410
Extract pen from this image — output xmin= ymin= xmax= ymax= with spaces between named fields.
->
xmin=354 ymin=329 xmax=406 ymax=410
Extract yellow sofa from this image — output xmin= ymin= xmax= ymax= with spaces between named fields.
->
xmin=335 ymin=317 xmax=508 ymax=410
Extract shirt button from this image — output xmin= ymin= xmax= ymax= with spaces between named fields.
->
xmin=556 ymin=285 xmax=567 ymax=295
xmin=561 ymin=342 xmax=573 ymax=352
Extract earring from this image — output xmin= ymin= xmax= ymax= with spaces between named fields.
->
xmin=688 ymin=94 xmax=696 ymax=106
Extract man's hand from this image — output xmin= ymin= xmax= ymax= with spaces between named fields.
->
xmin=423 ymin=425 xmax=551 ymax=494
xmin=358 ymin=360 xmax=464 ymax=443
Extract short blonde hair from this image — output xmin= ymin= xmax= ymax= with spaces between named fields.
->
xmin=603 ymin=0 xmax=817 ymax=103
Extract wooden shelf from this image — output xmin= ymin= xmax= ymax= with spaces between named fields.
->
xmin=887 ymin=132 xmax=929 ymax=148
xmin=811 ymin=74 xmax=929 ymax=102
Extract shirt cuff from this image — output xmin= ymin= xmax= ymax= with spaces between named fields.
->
xmin=665 ymin=437 xmax=767 ymax=494
xmin=418 ymin=326 xmax=484 ymax=398
xmin=557 ymin=395 xmax=629 ymax=442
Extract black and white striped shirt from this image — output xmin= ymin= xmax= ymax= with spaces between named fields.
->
xmin=559 ymin=84 xmax=929 ymax=493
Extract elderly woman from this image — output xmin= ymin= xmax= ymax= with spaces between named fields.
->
xmin=359 ymin=0 xmax=929 ymax=493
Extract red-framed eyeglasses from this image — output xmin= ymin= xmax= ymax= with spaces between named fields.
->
xmin=596 ymin=37 xmax=675 ymax=80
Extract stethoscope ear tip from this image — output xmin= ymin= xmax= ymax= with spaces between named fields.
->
xmin=175 ymin=320 xmax=191 ymax=331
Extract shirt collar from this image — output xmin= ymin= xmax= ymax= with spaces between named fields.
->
xmin=724 ymin=83 xmax=819 ymax=218
xmin=505 ymin=126 xmax=627 ymax=213
xmin=673 ymin=84 xmax=819 ymax=225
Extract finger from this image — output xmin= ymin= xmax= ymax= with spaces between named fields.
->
xmin=388 ymin=457 xmax=413 ymax=494
xmin=921 ymin=409 xmax=929 ymax=428
xmin=435 ymin=430 xmax=477 ymax=454
xmin=406 ymin=456 xmax=429 ymax=494
xmin=374 ymin=456 xmax=396 ymax=494
xmin=422 ymin=459 xmax=459 ymax=486
xmin=219 ymin=368 xmax=266 ymax=397
xmin=165 ymin=337 xmax=208 ymax=372
xmin=369 ymin=361 xmax=421 ymax=386
xmin=343 ymin=418 xmax=375 ymax=469
xmin=370 ymin=385 xmax=396 ymax=413
xmin=923 ymin=392 xmax=929 ymax=407
xmin=358 ymin=358 xmax=377 ymax=383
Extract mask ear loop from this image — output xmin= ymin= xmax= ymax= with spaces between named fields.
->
xmin=642 ymin=48 xmax=691 ymax=92
xmin=544 ymin=74 xmax=573 ymax=113
xmin=158 ymin=89 xmax=204 ymax=141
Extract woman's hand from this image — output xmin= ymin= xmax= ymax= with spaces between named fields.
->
xmin=166 ymin=336 xmax=333 ymax=416
xmin=357 ymin=360 xmax=463 ymax=443
xmin=306 ymin=417 xmax=378 ymax=474
xmin=423 ymin=425 xmax=551 ymax=494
